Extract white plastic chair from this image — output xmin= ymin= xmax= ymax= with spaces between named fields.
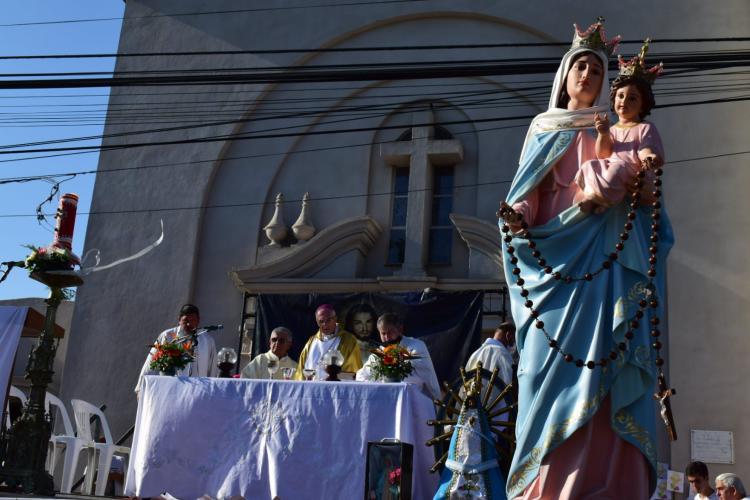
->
xmin=71 ymin=399 xmax=130 ymax=496
xmin=45 ymin=392 xmax=87 ymax=493
xmin=5 ymin=385 xmax=27 ymax=429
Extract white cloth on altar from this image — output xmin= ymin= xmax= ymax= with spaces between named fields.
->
xmin=0 ymin=306 xmax=26 ymax=405
xmin=241 ymin=351 xmax=297 ymax=380
xmin=465 ymin=337 xmax=514 ymax=386
xmin=125 ymin=377 xmax=438 ymax=499
xmin=356 ymin=336 xmax=442 ymax=400
xmin=134 ymin=326 xmax=217 ymax=393
xmin=303 ymin=327 xmax=342 ymax=380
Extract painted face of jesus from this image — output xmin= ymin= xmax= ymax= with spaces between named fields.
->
xmin=351 ymin=312 xmax=375 ymax=339
xmin=565 ymin=52 xmax=604 ymax=110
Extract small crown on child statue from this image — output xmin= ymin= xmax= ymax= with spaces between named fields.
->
xmin=617 ymin=38 xmax=664 ymax=85
xmin=571 ymin=16 xmax=621 ymax=57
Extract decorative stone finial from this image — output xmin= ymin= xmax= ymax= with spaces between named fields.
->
xmin=292 ymin=192 xmax=316 ymax=242
xmin=263 ymin=193 xmax=288 ymax=246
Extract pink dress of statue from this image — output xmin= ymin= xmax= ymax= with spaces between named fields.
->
xmin=511 ymin=128 xmax=661 ymax=498
xmin=575 ymin=121 xmax=664 ymax=210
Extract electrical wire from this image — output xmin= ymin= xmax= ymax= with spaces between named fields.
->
xmin=1 ymin=148 xmax=748 ymax=219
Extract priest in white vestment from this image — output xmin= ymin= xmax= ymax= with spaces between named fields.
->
xmin=357 ymin=313 xmax=441 ymax=400
xmin=241 ymin=326 xmax=297 ymax=379
xmin=135 ymin=304 xmax=217 ymax=395
xmin=465 ymin=321 xmax=516 ymax=386
xmin=296 ymin=304 xmax=362 ymax=380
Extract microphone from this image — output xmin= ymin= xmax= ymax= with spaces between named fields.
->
xmin=200 ymin=324 xmax=223 ymax=332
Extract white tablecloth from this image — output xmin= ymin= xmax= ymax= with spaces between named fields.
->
xmin=125 ymin=376 xmax=438 ymax=499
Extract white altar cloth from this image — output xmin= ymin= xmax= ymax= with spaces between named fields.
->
xmin=125 ymin=376 xmax=438 ymax=499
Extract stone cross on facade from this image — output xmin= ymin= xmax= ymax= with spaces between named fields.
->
xmin=380 ymin=110 xmax=463 ymax=276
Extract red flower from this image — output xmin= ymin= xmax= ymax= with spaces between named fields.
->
xmin=388 ymin=467 xmax=401 ymax=485
xmin=383 ymin=355 xmax=396 ymax=366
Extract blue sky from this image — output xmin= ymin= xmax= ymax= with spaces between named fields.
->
xmin=0 ymin=1 xmax=124 ymax=299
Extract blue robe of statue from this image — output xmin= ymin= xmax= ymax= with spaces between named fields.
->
xmin=501 ymin=126 xmax=673 ymax=497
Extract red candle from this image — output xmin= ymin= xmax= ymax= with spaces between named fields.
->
xmin=52 ymin=193 xmax=80 ymax=263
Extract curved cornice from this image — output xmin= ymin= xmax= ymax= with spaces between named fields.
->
xmin=232 ymin=215 xmax=382 ymax=281
xmin=450 ymin=213 xmax=503 ymax=268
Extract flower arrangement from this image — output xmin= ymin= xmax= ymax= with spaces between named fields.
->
xmin=369 ymin=344 xmax=419 ymax=382
xmin=23 ymin=244 xmax=79 ymax=274
xmin=149 ymin=340 xmax=194 ymax=375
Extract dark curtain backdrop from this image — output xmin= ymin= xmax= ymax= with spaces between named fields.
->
xmin=255 ymin=291 xmax=484 ymax=386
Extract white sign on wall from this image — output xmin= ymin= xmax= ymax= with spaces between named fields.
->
xmin=691 ymin=430 xmax=734 ymax=464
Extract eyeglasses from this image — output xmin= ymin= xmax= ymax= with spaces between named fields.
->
xmin=270 ymin=337 xmax=287 ymax=344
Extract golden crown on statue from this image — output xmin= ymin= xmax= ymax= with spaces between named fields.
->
xmin=617 ymin=38 xmax=664 ymax=85
xmin=571 ymin=16 xmax=621 ymax=57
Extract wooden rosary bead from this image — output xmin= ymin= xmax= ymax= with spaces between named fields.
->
xmin=516 ymin=278 xmax=525 ymax=286
xmin=525 ymin=300 xmax=534 ymax=308
xmin=548 ymin=339 xmax=557 ymax=348
xmin=564 ymin=354 xmax=574 ymax=363
xmin=618 ymin=342 xmax=627 ymax=351
xmin=531 ymin=250 xmax=541 ymax=258
xmin=575 ymin=359 xmax=584 ymax=367
xmin=586 ymin=361 xmax=596 ymax=369
xmin=507 ymin=246 xmax=515 ymax=254
xmin=615 ymin=243 xmax=625 ymax=251
xmin=652 ymin=341 xmax=662 ymax=350
xmin=651 ymin=328 xmax=661 ymax=337
xmin=538 ymin=259 xmax=546 ymax=266
xmin=620 ymin=232 xmax=629 ymax=241
xmin=602 ymin=261 xmax=611 ymax=269
xmin=584 ymin=273 xmax=593 ymax=281
xmin=535 ymin=320 xmax=544 ymax=329
xmin=552 ymin=271 xmax=561 ymax=280
xmin=655 ymin=357 xmax=665 ymax=367
xmin=544 ymin=266 xmax=553 ymax=274
xmin=512 ymin=267 xmax=521 ymax=275
xmin=625 ymin=330 xmax=635 ymax=339
xmin=501 ymin=225 xmax=510 ymax=233
xmin=528 ymin=240 xmax=536 ymax=249
xmin=520 ymin=289 xmax=529 ymax=297
xmin=609 ymin=351 xmax=618 ymax=360
xmin=504 ymin=235 xmax=513 ymax=243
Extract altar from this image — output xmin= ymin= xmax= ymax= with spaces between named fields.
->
xmin=125 ymin=376 xmax=439 ymax=499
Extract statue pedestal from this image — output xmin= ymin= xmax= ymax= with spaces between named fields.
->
xmin=0 ymin=277 xmax=81 ymax=495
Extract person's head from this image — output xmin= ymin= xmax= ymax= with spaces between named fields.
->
xmin=686 ymin=461 xmax=711 ymax=494
xmin=610 ymin=75 xmax=655 ymax=122
xmin=345 ymin=304 xmax=377 ymax=340
xmin=558 ymin=51 xmax=605 ymax=110
xmin=315 ymin=304 xmax=338 ymax=335
xmin=269 ymin=327 xmax=293 ymax=358
xmin=716 ymin=473 xmax=747 ymax=500
xmin=376 ymin=313 xmax=404 ymax=343
xmin=494 ymin=322 xmax=516 ymax=348
xmin=178 ymin=304 xmax=200 ymax=332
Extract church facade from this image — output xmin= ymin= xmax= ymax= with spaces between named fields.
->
xmin=60 ymin=0 xmax=750 ymax=482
